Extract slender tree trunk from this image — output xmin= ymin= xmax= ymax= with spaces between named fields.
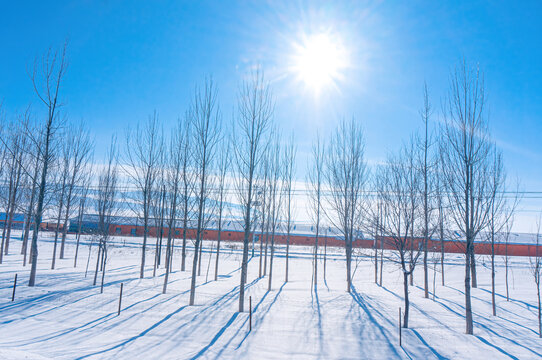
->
xmin=60 ymin=182 xmax=75 ymax=259
xmin=0 ymin=221 xmax=7 ymax=263
xmin=181 ymin=219 xmax=188 ymax=271
xmin=285 ymin=232 xmax=290 ymax=283
xmin=4 ymin=200 xmax=16 ymax=256
xmin=314 ymin=230 xmax=318 ymax=288
xmin=74 ymin=200 xmax=85 ymax=268
xmin=100 ymin=249 xmax=107 ymax=293
xmin=409 ymin=228 xmax=414 ymax=286
xmin=345 ymin=237 xmax=352 ymax=293
xmin=263 ymin=228 xmax=270 ymax=276
xmin=267 ymin=233 xmax=276 ymax=291
xmin=324 ymin=233 xmax=327 ymax=283
xmin=505 ymin=241 xmax=509 ymax=301
xmin=465 ymin=240 xmax=473 ymax=334
xmin=440 ymin=223 xmax=445 ymax=286
xmin=374 ymin=235 xmax=378 ymax=284
xmin=163 ymin=235 xmax=172 ymax=294
xmin=379 ymin=236 xmax=383 ymax=286
xmin=538 ymin=282 xmax=541 ymax=338
xmin=140 ymin=217 xmax=148 ymax=278
xmin=214 ymin=222 xmax=222 ymax=281
xmin=403 ymin=271 xmax=410 ymax=328
xmin=93 ymin=242 xmax=102 ymax=286
xmin=491 ymin=231 xmax=496 ymax=316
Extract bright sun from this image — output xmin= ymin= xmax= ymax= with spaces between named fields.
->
xmin=291 ymin=32 xmax=348 ymax=94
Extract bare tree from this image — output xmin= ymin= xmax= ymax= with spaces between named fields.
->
xmin=179 ymin=113 xmax=195 ymax=272
xmin=214 ymin=140 xmax=230 ymax=280
xmin=419 ymin=82 xmax=437 ymax=299
xmin=74 ymin=170 xmax=92 ymax=268
xmin=267 ymin=135 xmax=283 ymax=291
xmin=282 ymin=134 xmax=296 ymax=283
xmin=28 ymin=43 xmax=68 ymax=286
xmin=486 ymin=147 xmax=519 ymax=316
xmin=503 ymin=218 xmax=514 ymax=301
xmin=370 ymin=167 xmax=386 ymax=286
xmin=162 ymin=120 xmax=184 ymax=293
xmin=530 ymin=216 xmax=542 ymax=338
xmin=151 ymin=155 xmax=166 ymax=277
xmin=435 ymin=156 xmax=448 ymax=286
xmin=233 ymin=70 xmax=273 ymax=311
xmin=50 ymin=139 xmax=71 ymax=269
xmin=93 ymin=138 xmax=120 ymax=293
xmin=325 ymin=118 xmax=367 ymax=293
xmin=124 ymin=112 xmax=162 ymax=278
xmin=377 ymin=142 xmax=422 ymax=328
xmin=188 ymin=78 xmax=221 ymax=306
xmin=0 ymin=119 xmax=27 ymax=261
xmin=257 ymin=150 xmax=270 ymax=278
xmin=307 ymin=133 xmax=324 ymax=290
xmin=440 ymin=61 xmax=494 ymax=334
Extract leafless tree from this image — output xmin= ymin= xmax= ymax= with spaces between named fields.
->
xmin=20 ymin=120 xmax=42 ymax=267
xmin=485 ymin=147 xmax=519 ymax=316
xmin=162 ymin=120 xmax=184 ymax=293
xmin=325 ymin=118 xmax=367 ymax=293
xmin=530 ymin=216 xmax=542 ymax=338
xmin=282 ymin=134 xmax=296 ymax=283
xmin=434 ymin=155 xmax=448 ymax=286
xmin=188 ymin=78 xmax=221 ymax=306
xmin=214 ymin=140 xmax=230 ymax=280
xmin=151 ymin=154 xmax=166 ymax=277
xmin=50 ymin=137 xmax=71 ymax=269
xmin=307 ymin=133 xmax=324 ymax=290
xmin=179 ymin=113 xmax=195 ymax=272
xmin=440 ymin=61 xmax=494 ymax=334
xmin=233 ymin=70 xmax=273 ymax=311
xmin=257 ymin=150 xmax=270 ymax=278
xmin=74 ymin=169 xmax=92 ymax=268
xmin=52 ymin=122 xmax=92 ymax=265
xmin=377 ymin=143 xmax=422 ymax=328
xmin=418 ymin=82 xmax=437 ymax=299
xmin=369 ymin=167 xmax=386 ymax=286
xmin=503 ymin=218 xmax=514 ymax=301
xmin=123 ymin=112 xmax=162 ymax=278
xmin=93 ymin=138 xmax=120 ymax=293
xmin=28 ymin=43 xmax=68 ymax=286
xmin=267 ymin=135 xmax=283 ymax=291
xmin=0 ymin=119 xmax=27 ymax=262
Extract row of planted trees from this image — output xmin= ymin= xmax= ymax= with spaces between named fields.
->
xmin=0 ymin=44 xmax=528 ymax=336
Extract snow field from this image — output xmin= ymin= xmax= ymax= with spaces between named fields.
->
xmin=0 ymin=232 xmax=541 ymax=359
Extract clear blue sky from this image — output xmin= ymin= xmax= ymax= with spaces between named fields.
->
xmin=2 ymin=1 xmax=542 ymax=229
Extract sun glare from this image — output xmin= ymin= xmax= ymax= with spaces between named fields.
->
xmin=291 ymin=32 xmax=348 ymax=94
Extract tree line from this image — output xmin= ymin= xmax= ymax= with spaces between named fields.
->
xmin=0 ymin=44 xmax=533 ymax=337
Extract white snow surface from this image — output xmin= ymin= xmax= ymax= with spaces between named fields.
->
xmin=1 ymin=232 xmax=541 ymax=359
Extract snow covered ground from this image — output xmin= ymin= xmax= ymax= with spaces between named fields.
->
xmin=1 ymin=232 xmax=541 ymax=359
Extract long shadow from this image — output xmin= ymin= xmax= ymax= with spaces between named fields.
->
xmin=476 ymin=287 xmax=536 ymax=311
xmin=475 ymin=335 xmax=519 ymax=360
xmin=7 ymin=263 xmax=238 ymax=349
xmin=190 ymin=313 xmax=240 ymax=360
xmin=350 ymin=285 xmax=402 ymax=358
xmin=409 ymin=329 xmax=448 ymax=360
xmin=151 ymin=276 xmax=263 ymax=355
xmin=313 ymin=286 xmax=324 ymax=358
xmin=204 ymin=283 xmax=286 ymax=360
xmin=76 ymin=305 xmax=189 ymax=359
xmin=429 ymin=294 xmax=542 ymax=358
xmin=231 ymin=282 xmax=287 ymax=353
